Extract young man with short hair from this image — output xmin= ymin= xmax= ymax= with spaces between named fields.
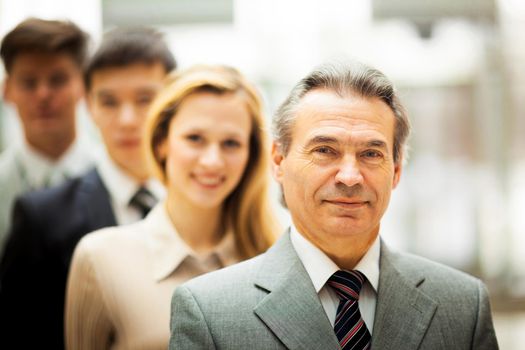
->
xmin=0 ymin=26 xmax=176 ymax=349
xmin=0 ymin=17 xmax=92 ymax=256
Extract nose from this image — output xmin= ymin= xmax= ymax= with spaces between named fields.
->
xmin=335 ymin=156 xmax=364 ymax=187
xmin=199 ymin=144 xmax=224 ymax=170
xmin=119 ymin=103 xmax=138 ymax=127
xmin=35 ymin=82 xmax=52 ymax=100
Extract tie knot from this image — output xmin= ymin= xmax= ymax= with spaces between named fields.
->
xmin=328 ymin=270 xmax=366 ymax=301
xmin=129 ymin=186 xmax=157 ymax=218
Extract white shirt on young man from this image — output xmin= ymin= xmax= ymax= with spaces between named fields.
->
xmin=95 ymin=151 xmax=165 ymax=225
xmin=290 ymin=225 xmax=380 ymax=333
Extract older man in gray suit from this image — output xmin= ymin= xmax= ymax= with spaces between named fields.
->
xmin=169 ymin=61 xmax=499 ymax=350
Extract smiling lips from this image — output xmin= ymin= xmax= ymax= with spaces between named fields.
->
xmin=192 ymin=174 xmax=225 ymax=189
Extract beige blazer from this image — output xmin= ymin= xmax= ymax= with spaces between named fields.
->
xmin=65 ymin=202 xmax=241 ymax=350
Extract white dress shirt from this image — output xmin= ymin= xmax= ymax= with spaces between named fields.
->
xmin=290 ymin=225 xmax=380 ymax=333
xmin=0 ymin=141 xmax=94 ymax=191
xmin=95 ymin=151 xmax=165 ymax=225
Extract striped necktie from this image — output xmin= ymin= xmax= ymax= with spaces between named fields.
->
xmin=327 ymin=270 xmax=372 ymax=350
xmin=129 ymin=187 xmax=157 ymax=218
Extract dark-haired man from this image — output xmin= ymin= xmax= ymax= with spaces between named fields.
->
xmin=0 ymin=26 xmax=176 ymax=349
xmin=0 ymin=17 xmax=92 ymax=256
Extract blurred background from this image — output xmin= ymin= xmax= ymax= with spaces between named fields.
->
xmin=1 ymin=0 xmax=524 ymax=347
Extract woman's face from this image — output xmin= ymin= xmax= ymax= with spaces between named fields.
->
xmin=160 ymin=91 xmax=252 ymax=210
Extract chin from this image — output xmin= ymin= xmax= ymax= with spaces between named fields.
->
xmin=190 ymin=196 xmax=224 ymax=210
xmin=328 ymin=221 xmax=372 ymax=237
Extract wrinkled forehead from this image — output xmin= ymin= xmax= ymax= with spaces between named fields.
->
xmin=290 ymin=89 xmax=396 ymax=143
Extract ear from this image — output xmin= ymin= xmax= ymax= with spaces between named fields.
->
xmin=271 ymin=141 xmax=285 ymax=184
xmin=3 ymin=77 xmax=12 ymax=102
xmin=77 ymin=82 xmax=86 ymax=101
xmin=392 ymin=159 xmax=403 ymax=189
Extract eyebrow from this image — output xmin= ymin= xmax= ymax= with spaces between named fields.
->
xmin=96 ymin=90 xmax=115 ymax=98
xmin=184 ymin=127 xmax=247 ymax=139
xmin=304 ymin=135 xmax=339 ymax=149
xmin=365 ymin=140 xmax=388 ymax=150
xmin=304 ymin=135 xmax=389 ymax=150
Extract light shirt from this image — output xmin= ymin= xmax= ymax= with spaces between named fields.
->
xmin=66 ymin=202 xmax=241 ymax=350
xmin=95 ymin=151 xmax=165 ymax=225
xmin=0 ymin=139 xmax=94 ymax=256
xmin=14 ymin=139 xmax=92 ymax=188
xmin=290 ymin=225 xmax=380 ymax=333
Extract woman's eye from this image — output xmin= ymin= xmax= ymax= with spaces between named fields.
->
xmin=186 ymin=134 xmax=203 ymax=142
xmin=223 ymin=139 xmax=241 ymax=149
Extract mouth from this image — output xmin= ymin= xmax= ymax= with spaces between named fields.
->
xmin=191 ymin=174 xmax=225 ymax=189
xmin=119 ymin=139 xmax=141 ymax=148
xmin=35 ymin=109 xmax=57 ymax=119
xmin=324 ymin=198 xmax=369 ymax=209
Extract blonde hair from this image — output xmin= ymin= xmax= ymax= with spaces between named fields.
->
xmin=144 ymin=65 xmax=279 ymax=258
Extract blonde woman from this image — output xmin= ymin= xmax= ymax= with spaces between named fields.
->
xmin=65 ymin=65 xmax=279 ymax=349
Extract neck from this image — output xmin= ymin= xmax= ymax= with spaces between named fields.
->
xmin=296 ymin=224 xmax=378 ymax=271
xmin=26 ymin=132 xmax=75 ymax=161
xmin=112 ymin=157 xmax=149 ymax=183
xmin=125 ymin=167 xmax=149 ymax=183
xmin=327 ymin=235 xmax=376 ymax=270
xmin=166 ymin=196 xmax=224 ymax=253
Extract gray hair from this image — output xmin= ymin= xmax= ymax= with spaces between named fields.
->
xmin=272 ymin=60 xmax=410 ymax=163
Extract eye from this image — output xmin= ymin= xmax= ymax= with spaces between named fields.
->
xmin=99 ymin=97 xmax=118 ymax=108
xmin=136 ymin=94 xmax=154 ymax=106
xmin=222 ymin=139 xmax=242 ymax=149
xmin=186 ymin=134 xmax=203 ymax=143
xmin=312 ymin=146 xmax=336 ymax=155
xmin=20 ymin=78 xmax=37 ymax=91
xmin=49 ymin=73 xmax=68 ymax=88
xmin=361 ymin=149 xmax=384 ymax=161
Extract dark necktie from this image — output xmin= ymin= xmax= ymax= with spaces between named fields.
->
xmin=327 ymin=270 xmax=372 ymax=350
xmin=129 ymin=187 xmax=157 ymax=218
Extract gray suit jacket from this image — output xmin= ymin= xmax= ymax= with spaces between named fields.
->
xmin=169 ymin=232 xmax=498 ymax=349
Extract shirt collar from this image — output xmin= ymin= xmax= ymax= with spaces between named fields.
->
xmin=96 ymin=151 xmax=165 ymax=207
xmin=16 ymin=138 xmax=93 ymax=186
xmin=290 ymin=224 xmax=380 ymax=293
xmin=146 ymin=202 xmax=240 ymax=281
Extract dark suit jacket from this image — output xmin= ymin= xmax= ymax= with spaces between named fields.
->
xmin=170 ymin=231 xmax=499 ymax=349
xmin=0 ymin=168 xmax=116 ymax=350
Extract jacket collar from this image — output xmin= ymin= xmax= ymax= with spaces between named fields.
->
xmin=252 ymin=231 xmax=439 ymax=349
xmin=371 ymin=241 xmax=438 ymax=349
xmin=253 ymin=230 xmax=341 ymax=350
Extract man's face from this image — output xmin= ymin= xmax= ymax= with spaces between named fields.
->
xmin=272 ymin=89 xmax=402 ymax=252
xmin=88 ymin=62 xmax=166 ymax=180
xmin=3 ymin=52 xmax=84 ymax=142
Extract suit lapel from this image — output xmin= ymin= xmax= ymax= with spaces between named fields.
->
xmin=253 ymin=232 xmax=340 ymax=350
xmin=372 ymin=242 xmax=437 ymax=349
xmin=79 ymin=168 xmax=117 ymax=230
